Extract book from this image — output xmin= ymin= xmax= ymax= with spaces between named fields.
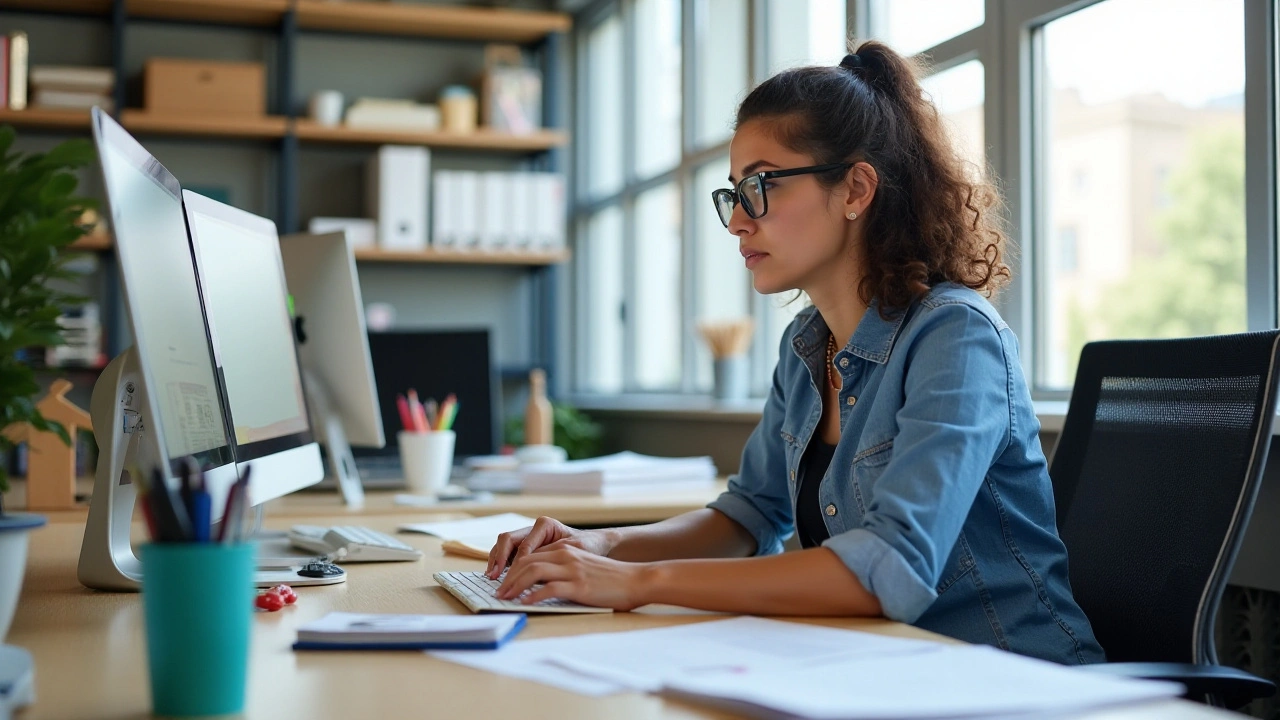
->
xmin=9 ymin=31 xmax=27 ymax=111
xmin=29 ymin=65 xmax=114 ymax=92
xmin=293 ymin=611 xmax=526 ymax=651
xmin=399 ymin=512 xmax=537 ymax=560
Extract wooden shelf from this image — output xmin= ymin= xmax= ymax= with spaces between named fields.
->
xmin=68 ymin=233 xmax=113 ymax=252
xmin=0 ymin=107 xmax=91 ymax=130
xmin=126 ymin=0 xmax=289 ymax=26
xmin=354 ymin=247 xmax=569 ymax=266
xmin=294 ymin=120 xmax=566 ymax=152
xmin=295 ymin=0 xmax=570 ymax=43
xmin=121 ymin=110 xmax=288 ymax=139
xmin=0 ymin=0 xmax=111 ymax=15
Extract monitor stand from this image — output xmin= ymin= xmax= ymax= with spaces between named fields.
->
xmin=78 ymin=348 xmax=346 ymax=591
xmin=302 ymin=367 xmax=365 ymax=509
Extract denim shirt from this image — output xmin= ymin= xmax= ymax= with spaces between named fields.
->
xmin=708 ymin=283 xmax=1105 ymax=665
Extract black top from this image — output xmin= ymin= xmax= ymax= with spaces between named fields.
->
xmin=796 ymin=440 xmax=837 ymax=548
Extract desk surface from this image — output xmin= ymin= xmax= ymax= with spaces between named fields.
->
xmin=5 ymin=478 xmax=727 ymax=527
xmin=266 ymin=481 xmax=728 ymax=526
xmin=10 ymin=515 xmax=1237 ymax=720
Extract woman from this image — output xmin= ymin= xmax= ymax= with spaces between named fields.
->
xmin=487 ymin=40 xmax=1104 ymax=665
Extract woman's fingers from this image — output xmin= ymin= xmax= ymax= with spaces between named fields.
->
xmin=521 ymin=581 xmax=575 ymax=605
xmin=512 ymin=517 xmax=565 ymax=561
xmin=496 ymin=550 xmax=572 ymax=599
xmin=486 ymin=527 xmax=532 ymax=578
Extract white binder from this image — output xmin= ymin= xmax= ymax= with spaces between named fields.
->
xmin=366 ymin=145 xmax=429 ymax=250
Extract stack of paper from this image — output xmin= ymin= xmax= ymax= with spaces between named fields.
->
xmin=399 ymin=513 xmax=536 ymax=560
xmin=429 ymin=617 xmax=1184 ymax=718
xmin=518 ymin=451 xmax=716 ymax=496
xmin=345 ymin=98 xmax=441 ymax=130
xmin=294 ymin=612 xmax=524 ymax=650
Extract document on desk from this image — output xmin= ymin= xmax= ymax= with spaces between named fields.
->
xmin=430 ymin=617 xmax=941 ymax=697
xmin=663 ymin=644 xmax=1184 ymax=719
xmin=399 ymin=513 xmax=537 ymax=560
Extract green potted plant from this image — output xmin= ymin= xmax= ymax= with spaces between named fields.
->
xmin=0 ymin=126 xmax=95 ymax=641
xmin=503 ymin=402 xmax=604 ymax=460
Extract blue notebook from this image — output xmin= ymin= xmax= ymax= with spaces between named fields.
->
xmin=293 ymin=612 xmax=526 ymax=651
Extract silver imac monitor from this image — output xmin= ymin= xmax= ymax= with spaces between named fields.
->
xmin=80 ymin=107 xmax=238 ymax=590
xmin=181 ymin=191 xmax=325 ymax=503
xmin=278 ymin=231 xmax=385 ymax=507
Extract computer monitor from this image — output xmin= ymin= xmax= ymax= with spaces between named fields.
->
xmin=181 ymin=191 xmax=324 ymax=505
xmin=80 ymin=109 xmax=340 ymax=591
xmin=80 ymin=108 xmax=237 ymax=590
xmin=278 ymin=231 xmax=385 ymax=506
xmin=355 ymin=330 xmax=498 ymax=471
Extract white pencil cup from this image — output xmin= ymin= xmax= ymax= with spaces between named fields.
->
xmin=399 ymin=430 xmax=456 ymax=496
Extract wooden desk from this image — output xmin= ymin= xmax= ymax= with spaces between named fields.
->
xmin=5 ymin=478 xmax=727 ymax=527
xmin=265 ymin=481 xmax=729 ymax=526
xmin=9 ymin=515 xmax=1237 ymax=719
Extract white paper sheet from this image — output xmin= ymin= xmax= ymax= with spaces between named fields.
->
xmin=664 ymin=644 xmax=1184 ymax=719
xmin=430 ymin=617 xmax=941 ymax=696
xmin=399 ymin=512 xmax=537 ymax=550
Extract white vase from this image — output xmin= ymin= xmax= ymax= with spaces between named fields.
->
xmin=0 ymin=513 xmax=44 ymax=641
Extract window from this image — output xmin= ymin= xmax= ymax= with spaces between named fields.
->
xmin=1036 ymin=0 xmax=1246 ymax=388
xmin=920 ymin=59 xmax=985 ymax=175
xmin=575 ymin=0 xmax=846 ymax=397
xmin=869 ymin=0 xmax=983 ymax=56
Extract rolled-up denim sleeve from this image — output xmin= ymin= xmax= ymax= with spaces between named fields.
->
xmin=707 ymin=324 xmax=797 ymax=556
xmin=822 ymin=303 xmax=1011 ymax=623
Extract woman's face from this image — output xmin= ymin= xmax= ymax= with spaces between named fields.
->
xmin=726 ymin=119 xmax=853 ymax=296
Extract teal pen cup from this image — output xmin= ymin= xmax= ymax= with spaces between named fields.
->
xmin=141 ymin=542 xmax=255 ymax=717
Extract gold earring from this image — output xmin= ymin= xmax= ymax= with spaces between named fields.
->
xmin=847 ymin=211 xmax=858 ymax=220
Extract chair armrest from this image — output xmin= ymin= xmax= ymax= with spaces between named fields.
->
xmin=1080 ymin=662 xmax=1275 ymax=710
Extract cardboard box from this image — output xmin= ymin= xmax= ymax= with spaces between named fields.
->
xmin=144 ymin=58 xmax=265 ymax=117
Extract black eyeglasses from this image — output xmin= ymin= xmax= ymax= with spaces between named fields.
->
xmin=711 ymin=163 xmax=854 ymax=227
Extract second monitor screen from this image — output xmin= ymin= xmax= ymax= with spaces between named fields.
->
xmin=186 ymin=207 xmax=311 ymax=457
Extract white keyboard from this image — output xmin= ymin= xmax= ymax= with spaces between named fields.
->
xmin=434 ymin=570 xmax=613 ymax=614
xmin=289 ymin=525 xmax=423 ymax=562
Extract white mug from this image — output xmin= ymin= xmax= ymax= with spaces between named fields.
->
xmin=309 ymin=90 xmax=344 ymax=126
xmin=398 ymin=430 xmax=456 ymax=496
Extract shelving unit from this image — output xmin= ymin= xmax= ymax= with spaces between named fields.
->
xmin=121 ymin=110 xmax=289 ymax=139
xmin=294 ymin=120 xmax=566 ymax=152
xmin=353 ymin=247 xmax=570 ymax=266
xmin=0 ymin=0 xmax=573 ymax=393
xmin=0 ymin=107 xmax=91 ymax=130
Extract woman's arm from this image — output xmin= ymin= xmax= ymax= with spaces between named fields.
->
xmin=603 ymin=508 xmax=758 ymax=562
xmin=498 ymin=544 xmax=883 ymax=616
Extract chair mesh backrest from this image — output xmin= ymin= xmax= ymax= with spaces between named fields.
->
xmin=1050 ymin=331 xmax=1280 ymax=665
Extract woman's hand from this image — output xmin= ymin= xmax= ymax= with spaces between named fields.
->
xmin=495 ymin=544 xmax=653 ymax=611
xmin=486 ymin=516 xmax=616 ymax=579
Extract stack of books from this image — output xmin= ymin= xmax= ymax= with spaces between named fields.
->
xmin=29 ymin=65 xmax=114 ymax=113
xmin=469 ymin=451 xmax=717 ymax=497
xmin=345 ymin=98 xmax=440 ymax=131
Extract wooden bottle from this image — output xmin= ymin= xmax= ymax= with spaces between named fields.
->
xmin=525 ymin=369 xmax=553 ymax=446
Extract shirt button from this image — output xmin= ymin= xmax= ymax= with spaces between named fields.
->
xmin=839 ymin=358 xmax=849 ymax=368
xmin=790 ymin=470 xmax=795 ymax=481
xmin=846 ymin=396 xmax=856 ymax=406
xmin=825 ymin=504 xmax=837 ymax=517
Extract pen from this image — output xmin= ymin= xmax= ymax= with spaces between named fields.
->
xmin=424 ymin=398 xmax=439 ymax=431
xmin=397 ymin=393 xmax=414 ymax=432
xmin=407 ymin=389 xmax=429 ymax=433
xmin=437 ymin=394 xmax=458 ymax=431
xmin=148 ymin=467 xmax=193 ymax=542
xmin=191 ymin=466 xmax=212 ymax=543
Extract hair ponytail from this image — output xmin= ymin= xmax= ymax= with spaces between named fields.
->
xmin=735 ymin=40 xmax=1010 ymax=313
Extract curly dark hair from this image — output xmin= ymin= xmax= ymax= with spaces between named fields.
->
xmin=736 ymin=40 xmax=1011 ymax=313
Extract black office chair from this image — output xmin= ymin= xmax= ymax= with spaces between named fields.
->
xmin=1049 ymin=331 xmax=1280 ymax=709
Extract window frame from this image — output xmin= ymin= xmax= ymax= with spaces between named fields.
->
xmin=857 ymin=0 xmax=1277 ymax=398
